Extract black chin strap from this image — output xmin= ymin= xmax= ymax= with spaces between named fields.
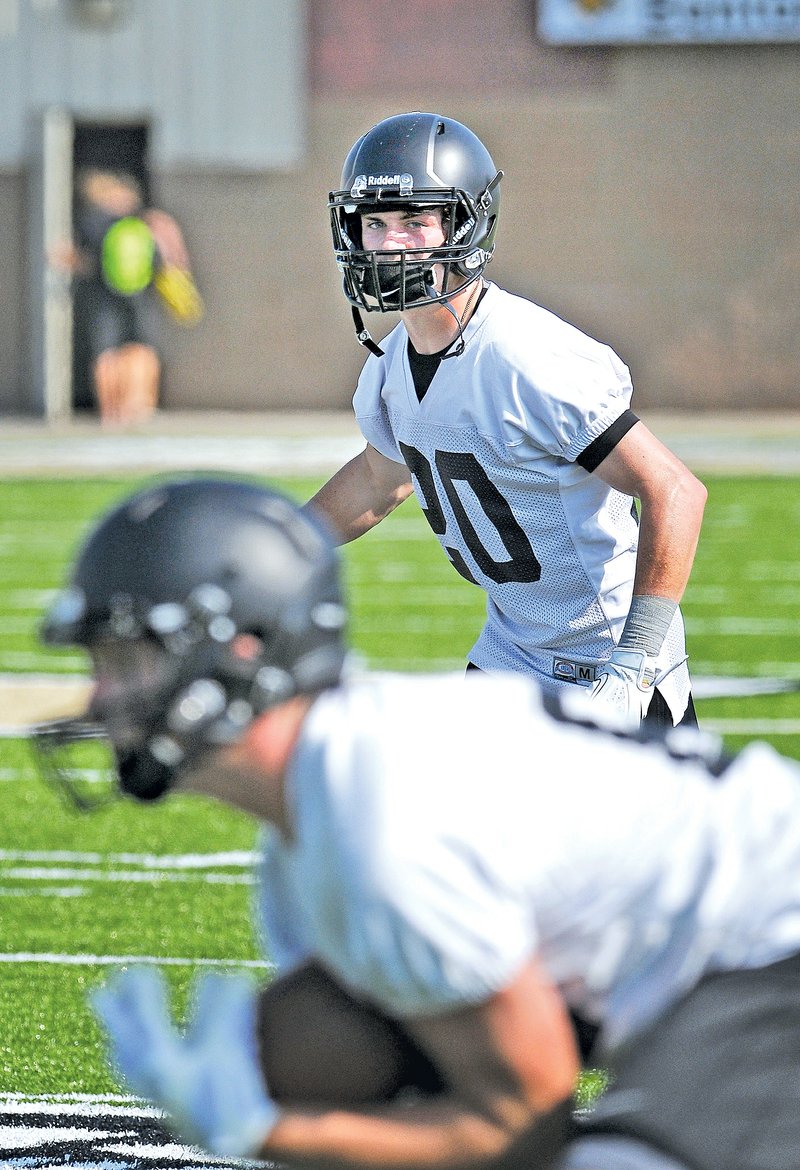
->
xmin=439 ymin=298 xmax=467 ymax=360
xmin=352 ymin=275 xmax=483 ymax=361
xmin=439 ymin=277 xmax=484 ymax=360
xmin=352 ymin=307 xmax=385 ymax=357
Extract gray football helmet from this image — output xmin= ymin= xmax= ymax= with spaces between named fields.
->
xmin=329 ymin=112 xmax=502 ymax=333
xmin=34 ymin=478 xmax=347 ymax=804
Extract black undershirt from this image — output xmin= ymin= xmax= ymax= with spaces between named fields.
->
xmin=406 ymin=285 xmax=490 ymax=402
xmin=407 ymin=343 xmax=446 ymax=402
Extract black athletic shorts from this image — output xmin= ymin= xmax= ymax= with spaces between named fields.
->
xmin=645 ymin=688 xmax=697 ymax=729
xmin=562 ymin=951 xmax=800 ymax=1170
xmin=74 ymin=277 xmax=161 ymax=362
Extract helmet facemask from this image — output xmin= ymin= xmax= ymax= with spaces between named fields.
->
xmin=33 ymin=717 xmax=119 ymax=812
xmin=330 ymin=184 xmax=499 ymax=315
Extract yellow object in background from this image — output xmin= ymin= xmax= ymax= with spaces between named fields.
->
xmin=154 ymin=264 xmax=205 ymax=325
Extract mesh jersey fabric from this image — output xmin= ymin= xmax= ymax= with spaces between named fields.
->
xmin=352 ymin=282 xmax=690 ymax=721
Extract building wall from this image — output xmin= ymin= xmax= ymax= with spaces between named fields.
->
xmin=0 ymin=174 xmax=25 ymax=413
xmin=2 ymin=0 xmax=798 ymax=415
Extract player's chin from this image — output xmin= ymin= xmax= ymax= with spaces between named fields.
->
xmin=256 ymin=960 xmax=446 ymax=1106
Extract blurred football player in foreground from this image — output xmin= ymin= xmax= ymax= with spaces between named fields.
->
xmin=36 ymin=477 xmax=800 ymax=1170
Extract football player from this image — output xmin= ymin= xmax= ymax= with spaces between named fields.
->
xmin=35 ymin=477 xmax=800 ymax=1170
xmin=309 ymin=111 xmax=707 ymax=729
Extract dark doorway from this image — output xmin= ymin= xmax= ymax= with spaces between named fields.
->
xmin=71 ymin=121 xmax=151 ymax=409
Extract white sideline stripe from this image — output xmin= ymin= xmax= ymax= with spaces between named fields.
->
xmin=1 ymin=1092 xmax=141 ymax=1108
xmin=0 ymin=951 xmax=274 ymax=969
xmin=0 ymin=1094 xmax=158 ymax=1120
xmin=0 ymin=653 xmax=86 ymax=669
xmin=0 ymin=671 xmax=88 ymax=684
xmin=0 ymin=848 xmax=258 ymax=867
xmin=0 ymin=1099 xmax=160 ymax=1118
xmin=0 ymin=432 xmax=365 ymax=474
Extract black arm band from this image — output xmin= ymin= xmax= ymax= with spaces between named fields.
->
xmin=577 ymin=409 xmax=639 ymax=473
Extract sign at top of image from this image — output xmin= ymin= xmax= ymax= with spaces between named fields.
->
xmin=537 ymin=0 xmax=800 ymax=43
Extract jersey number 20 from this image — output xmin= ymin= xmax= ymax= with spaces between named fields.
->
xmin=399 ymin=443 xmax=542 ymax=585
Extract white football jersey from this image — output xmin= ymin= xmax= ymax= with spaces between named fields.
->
xmin=256 ymin=671 xmax=800 ymax=1051
xmin=353 ymin=282 xmax=689 ymax=720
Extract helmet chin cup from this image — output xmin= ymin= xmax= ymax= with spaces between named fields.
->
xmin=117 ymin=745 xmax=177 ymax=802
xmin=359 ymin=255 xmax=437 ymax=310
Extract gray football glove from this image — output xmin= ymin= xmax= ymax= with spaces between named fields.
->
xmin=91 ymin=966 xmax=279 ymax=1158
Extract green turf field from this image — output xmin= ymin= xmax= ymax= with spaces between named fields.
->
xmin=0 ymin=472 xmax=798 ymax=1113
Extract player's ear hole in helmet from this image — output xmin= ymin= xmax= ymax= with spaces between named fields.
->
xmin=32 ymin=477 xmax=347 ymax=808
xmin=328 ymin=112 xmax=502 ymax=352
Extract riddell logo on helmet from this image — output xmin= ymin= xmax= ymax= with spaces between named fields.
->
xmin=351 ymin=173 xmax=414 ymax=197
xmin=451 ymin=216 xmax=476 ymax=244
xmin=367 ymin=173 xmax=411 ymax=186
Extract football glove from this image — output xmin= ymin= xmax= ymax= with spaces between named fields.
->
xmin=589 ymin=647 xmax=659 ymax=728
xmin=91 ymin=966 xmax=279 ymax=1158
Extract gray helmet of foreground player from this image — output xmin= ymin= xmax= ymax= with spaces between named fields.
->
xmin=35 ymin=478 xmax=347 ymax=804
xmin=329 ymin=112 xmax=503 ymax=324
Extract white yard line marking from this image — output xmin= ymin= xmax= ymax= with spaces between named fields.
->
xmin=1 ymin=1093 xmax=138 ymax=1107
xmin=0 ymin=850 xmax=259 ymax=894
xmin=702 ymin=719 xmax=800 ymax=734
xmin=0 ymin=866 xmax=254 ymax=884
xmin=686 ymin=617 xmax=800 ymax=634
xmin=0 ymin=952 xmax=273 ymax=968
xmin=0 ymin=849 xmax=258 ymax=866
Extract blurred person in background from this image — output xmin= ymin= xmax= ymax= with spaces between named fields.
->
xmin=51 ymin=166 xmax=202 ymax=426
